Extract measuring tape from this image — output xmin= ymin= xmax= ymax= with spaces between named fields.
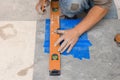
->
xmin=49 ymin=0 xmax=61 ymax=76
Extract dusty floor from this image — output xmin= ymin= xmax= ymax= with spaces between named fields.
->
xmin=0 ymin=0 xmax=120 ymax=80
xmin=0 ymin=0 xmax=39 ymax=20
xmin=34 ymin=19 xmax=120 ymax=80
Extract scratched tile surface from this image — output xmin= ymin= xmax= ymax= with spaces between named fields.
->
xmin=0 ymin=21 xmax=36 ymax=80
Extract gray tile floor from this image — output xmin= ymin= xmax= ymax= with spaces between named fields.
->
xmin=0 ymin=0 xmax=120 ymax=80
xmin=34 ymin=19 xmax=120 ymax=80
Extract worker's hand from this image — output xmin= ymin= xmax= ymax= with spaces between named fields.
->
xmin=54 ymin=29 xmax=80 ymax=53
xmin=35 ymin=0 xmax=50 ymax=14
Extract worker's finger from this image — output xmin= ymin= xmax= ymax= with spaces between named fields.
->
xmin=54 ymin=30 xmax=65 ymax=34
xmin=58 ymin=40 xmax=68 ymax=52
xmin=35 ymin=3 xmax=43 ymax=14
xmin=67 ymin=44 xmax=74 ymax=53
xmin=54 ymin=36 xmax=64 ymax=47
xmin=61 ymin=42 xmax=71 ymax=53
xmin=67 ymin=41 xmax=76 ymax=53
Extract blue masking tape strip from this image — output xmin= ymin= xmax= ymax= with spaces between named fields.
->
xmin=44 ymin=19 xmax=92 ymax=47
xmin=44 ymin=47 xmax=89 ymax=53
xmin=45 ymin=19 xmax=89 ymax=40
xmin=44 ymin=33 xmax=89 ymax=41
xmin=44 ymin=47 xmax=90 ymax=60
xmin=44 ymin=19 xmax=92 ymax=60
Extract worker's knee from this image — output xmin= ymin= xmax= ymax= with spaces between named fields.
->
xmin=60 ymin=0 xmax=82 ymax=12
xmin=70 ymin=3 xmax=80 ymax=12
xmin=68 ymin=0 xmax=82 ymax=12
xmin=60 ymin=0 xmax=91 ymax=17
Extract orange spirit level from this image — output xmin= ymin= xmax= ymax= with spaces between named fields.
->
xmin=49 ymin=0 xmax=61 ymax=76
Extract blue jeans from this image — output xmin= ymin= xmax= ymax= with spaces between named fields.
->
xmin=60 ymin=0 xmax=118 ymax=19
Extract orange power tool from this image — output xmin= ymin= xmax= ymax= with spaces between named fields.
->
xmin=49 ymin=0 xmax=61 ymax=76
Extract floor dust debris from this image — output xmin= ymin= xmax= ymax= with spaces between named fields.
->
xmin=0 ymin=24 xmax=17 ymax=40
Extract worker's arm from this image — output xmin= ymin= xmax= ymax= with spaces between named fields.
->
xmin=74 ymin=6 xmax=108 ymax=35
xmin=36 ymin=0 xmax=42 ymax=14
xmin=55 ymin=6 xmax=109 ymax=53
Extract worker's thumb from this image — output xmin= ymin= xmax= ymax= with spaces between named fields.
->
xmin=54 ymin=30 xmax=65 ymax=34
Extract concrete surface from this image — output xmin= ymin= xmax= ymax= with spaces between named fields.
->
xmin=0 ymin=0 xmax=120 ymax=80
xmin=0 ymin=0 xmax=40 ymax=20
xmin=33 ymin=1 xmax=120 ymax=80
xmin=34 ymin=19 xmax=120 ymax=80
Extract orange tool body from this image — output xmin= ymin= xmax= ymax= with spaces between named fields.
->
xmin=49 ymin=0 xmax=61 ymax=76
xmin=115 ymin=33 xmax=120 ymax=47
